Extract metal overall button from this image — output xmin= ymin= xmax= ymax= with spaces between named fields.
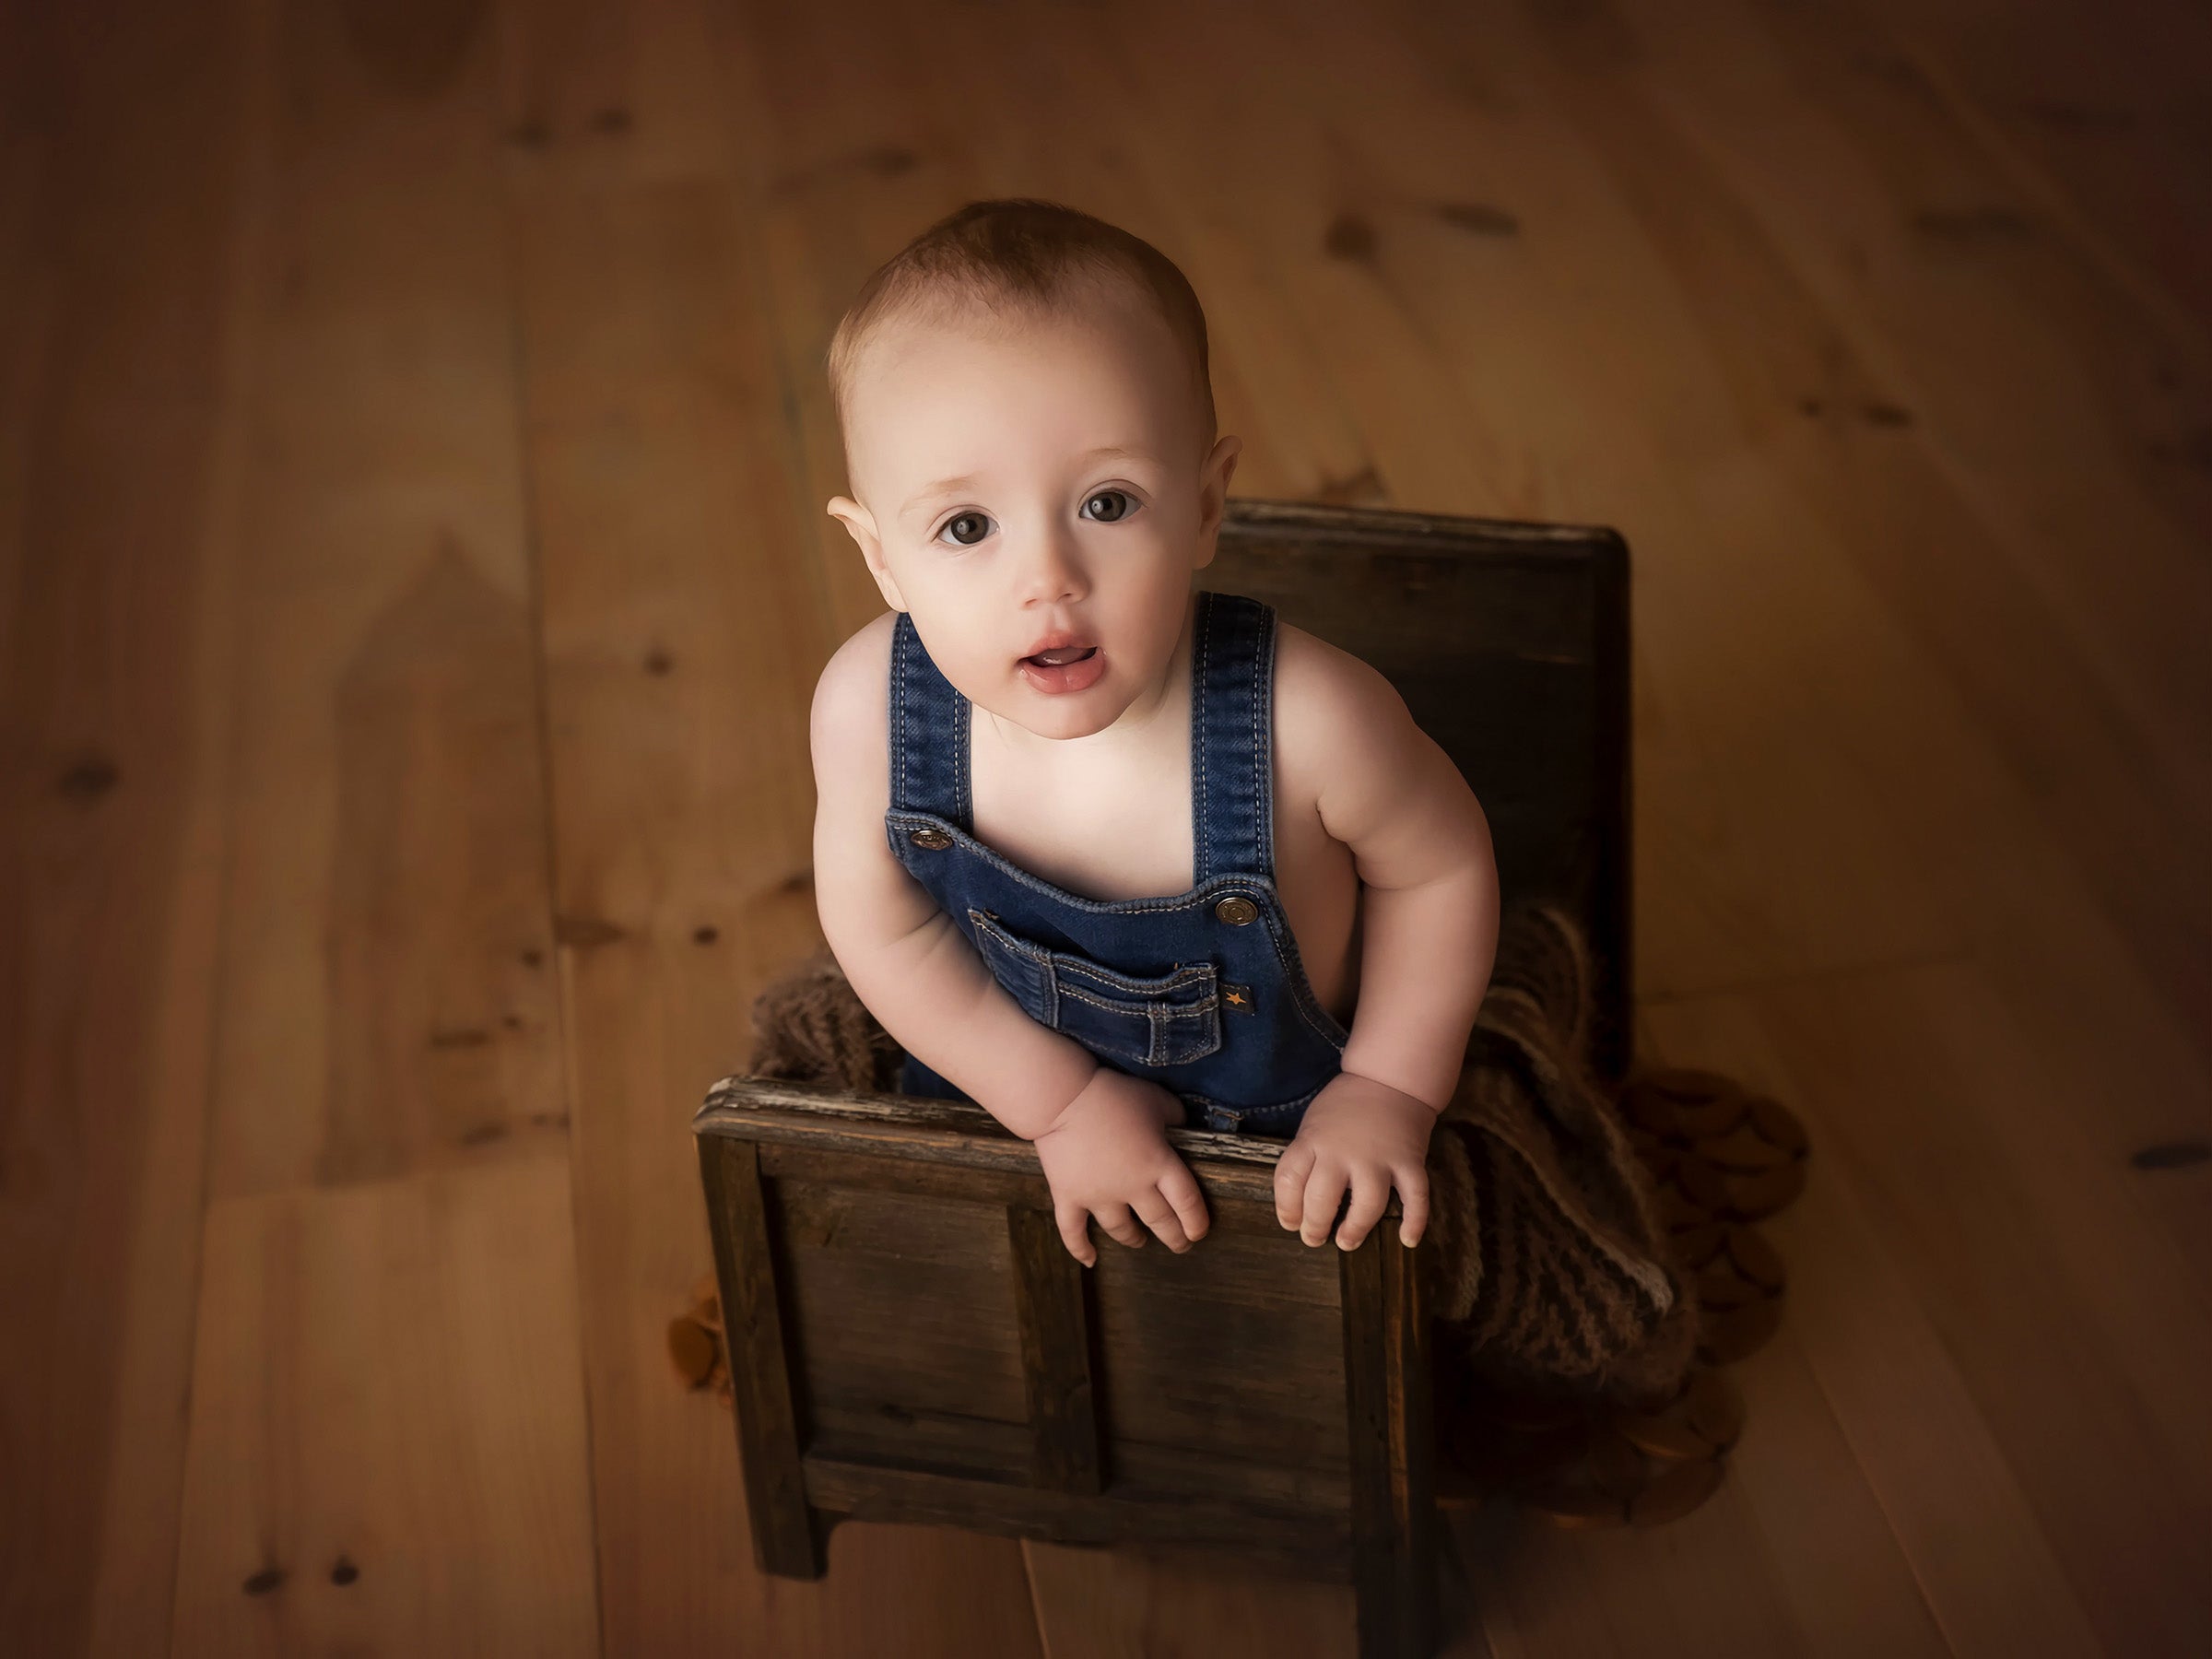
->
xmin=909 ymin=827 xmax=953 ymax=849
xmin=1214 ymin=894 xmax=1258 ymax=925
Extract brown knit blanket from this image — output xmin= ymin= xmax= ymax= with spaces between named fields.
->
xmin=742 ymin=901 xmax=1700 ymax=1408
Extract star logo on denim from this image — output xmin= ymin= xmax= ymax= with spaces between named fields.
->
xmin=1223 ymin=984 xmax=1254 ymax=1014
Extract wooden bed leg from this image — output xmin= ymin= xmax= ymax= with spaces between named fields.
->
xmin=699 ymin=1133 xmax=823 ymax=1578
xmin=1342 ymin=1232 xmax=1443 ymax=1659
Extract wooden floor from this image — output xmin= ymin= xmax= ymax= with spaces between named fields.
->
xmin=5 ymin=0 xmax=2209 ymax=1653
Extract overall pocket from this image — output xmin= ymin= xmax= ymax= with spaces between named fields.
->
xmin=968 ymin=910 xmax=1223 ymax=1068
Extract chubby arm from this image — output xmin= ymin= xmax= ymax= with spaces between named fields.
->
xmin=809 ymin=617 xmax=1100 ymax=1141
xmin=1305 ymin=643 xmax=1500 ymax=1112
xmin=1273 ymin=627 xmax=1500 ymax=1250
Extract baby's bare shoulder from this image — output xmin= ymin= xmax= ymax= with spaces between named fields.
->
xmin=1274 ymin=619 xmax=1483 ymax=875
xmin=1272 ymin=618 xmax=1413 ymax=791
xmin=812 ymin=609 xmax=945 ymax=957
xmin=810 ymin=609 xmax=899 ymax=807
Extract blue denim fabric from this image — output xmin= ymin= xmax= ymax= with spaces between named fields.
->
xmin=887 ymin=588 xmax=1348 ymax=1139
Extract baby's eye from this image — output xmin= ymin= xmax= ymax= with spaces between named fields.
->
xmin=1082 ymin=488 xmax=1138 ymax=524
xmin=937 ymin=511 xmax=994 ymax=548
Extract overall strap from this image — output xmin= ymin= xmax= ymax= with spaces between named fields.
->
xmin=1192 ymin=589 xmax=1277 ymax=884
xmin=888 ymin=609 xmax=971 ymax=830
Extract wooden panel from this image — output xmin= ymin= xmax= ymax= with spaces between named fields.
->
xmin=700 ymin=1135 xmax=818 ymax=1578
xmin=1090 ymin=1219 xmax=1353 ymax=1478
xmin=761 ymin=1138 xmax=1057 ymax=1211
xmin=731 ymin=1100 xmax=1336 ymax=1230
xmin=775 ymin=1177 xmax=1033 ymax=1433
xmin=170 ymin=1157 xmax=599 ymax=1657
xmin=1339 ymin=1223 xmax=1438 ymax=1659
xmin=1007 ymin=1206 xmax=1104 ymax=1494
xmin=806 ymin=1400 xmax=1037 ymax=1489
xmin=706 ymin=1077 xmax=1299 ymax=1199
xmin=803 ymin=1457 xmax=1351 ymax=1574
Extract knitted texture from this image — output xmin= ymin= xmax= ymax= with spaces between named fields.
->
xmin=739 ymin=901 xmax=1695 ymax=1406
xmin=1419 ymin=904 xmax=1698 ymax=1406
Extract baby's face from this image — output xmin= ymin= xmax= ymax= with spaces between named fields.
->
xmin=828 ymin=288 xmax=1241 ymax=747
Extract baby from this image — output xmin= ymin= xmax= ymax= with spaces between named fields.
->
xmin=809 ymin=199 xmax=1500 ymax=1268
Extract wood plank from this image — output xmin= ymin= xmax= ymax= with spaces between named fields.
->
xmin=1486 ymin=0 xmax=2212 ymax=1064
xmin=202 ymin=0 xmax=567 ymax=1203
xmin=700 ymin=1135 xmax=818 ymax=1576
xmin=704 ymin=1077 xmax=1300 ymax=1207
xmin=1654 ymin=982 xmax=2203 ymax=1654
xmin=1714 ymin=1334 xmax=1950 ymax=1659
xmin=170 ymin=1156 xmax=599 ymax=1656
xmin=1651 ymin=964 xmax=2212 ymax=1653
xmin=1859 ymin=0 xmax=2212 ymax=348
xmin=1340 ymin=1224 xmax=1440 ymax=1659
xmin=0 ymin=2 xmax=253 ymax=1652
xmin=1021 ymin=1541 xmax=1366 ymax=1659
xmin=158 ymin=4 xmax=602 ymax=1654
xmin=801 ymin=1456 xmax=1347 ymax=1569
xmin=1006 ymin=1205 xmax=1104 ymax=1494
xmin=1449 ymin=1482 xmax=1808 ymax=1659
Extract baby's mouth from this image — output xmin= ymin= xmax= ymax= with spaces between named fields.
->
xmin=1020 ymin=646 xmax=1099 ymax=667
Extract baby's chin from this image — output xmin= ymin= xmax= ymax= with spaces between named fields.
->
xmin=968 ymin=664 xmax=1154 ymax=744
xmin=976 ymin=690 xmax=1125 ymax=744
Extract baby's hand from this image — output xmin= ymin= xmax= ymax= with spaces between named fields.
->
xmin=1032 ymin=1068 xmax=1210 ymax=1266
xmin=1276 ymin=1072 xmax=1439 ymax=1251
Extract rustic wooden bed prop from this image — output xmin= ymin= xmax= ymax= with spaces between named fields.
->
xmin=693 ymin=499 xmax=1632 ymax=1659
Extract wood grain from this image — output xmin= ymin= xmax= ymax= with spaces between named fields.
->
xmin=6 ymin=0 xmax=2211 ymax=1653
xmin=0 ymin=3 xmax=250 ymax=1653
xmin=170 ymin=1156 xmax=599 ymax=1656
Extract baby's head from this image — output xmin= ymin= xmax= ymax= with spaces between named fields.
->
xmin=826 ymin=199 xmax=1241 ymax=745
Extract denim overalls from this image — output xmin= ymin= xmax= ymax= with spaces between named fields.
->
xmin=887 ymin=588 xmax=1350 ymax=1139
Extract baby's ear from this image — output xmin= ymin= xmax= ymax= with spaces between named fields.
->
xmin=825 ymin=493 xmax=868 ymax=535
xmin=1195 ymin=434 xmax=1243 ymax=548
xmin=826 ymin=496 xmax=906 ymax=610
xmin=826 ymin=495 xmax=880 ymax=555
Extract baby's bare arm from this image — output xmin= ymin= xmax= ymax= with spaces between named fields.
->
xmin=1277 ymin=622 xmax=1499 ymax=1111
xmin=809 ymin=615 xmax=1100 ymax=1140
xmin=1272 ymin=625 xmax=1499 ymax=1251
xmin=839 ymin=912 xmax=1100 ymax=1142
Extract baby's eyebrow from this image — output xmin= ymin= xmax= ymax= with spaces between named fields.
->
xmin=900 ymin=445 xmax=1158 ymax=516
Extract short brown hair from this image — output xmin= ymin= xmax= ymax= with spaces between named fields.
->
xmin=827 ymin=198 xmax=1217 ymax=463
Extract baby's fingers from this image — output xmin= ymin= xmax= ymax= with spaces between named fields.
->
xmin=1157 ymin=1160 xmax=1211 ymax=1245
xmin=1055 ymin=1202 xmax=1097 ymax=1268
xmin=1275 ymin=1141 xmax=1316 ymax=1231
xmin=1093 ymin=1201 xmax=1149 ymax=1252
xmin=1300 ymin=1159 xmax=1349 ymax=1248
xmin=1333 ymin=1166 xmax=1391 ymax=1252
xmin=1130 ymin=1188 xmax=1192 ymax=1253
xmin=1396 ymin=1165 xmax=1430 ymax=1248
